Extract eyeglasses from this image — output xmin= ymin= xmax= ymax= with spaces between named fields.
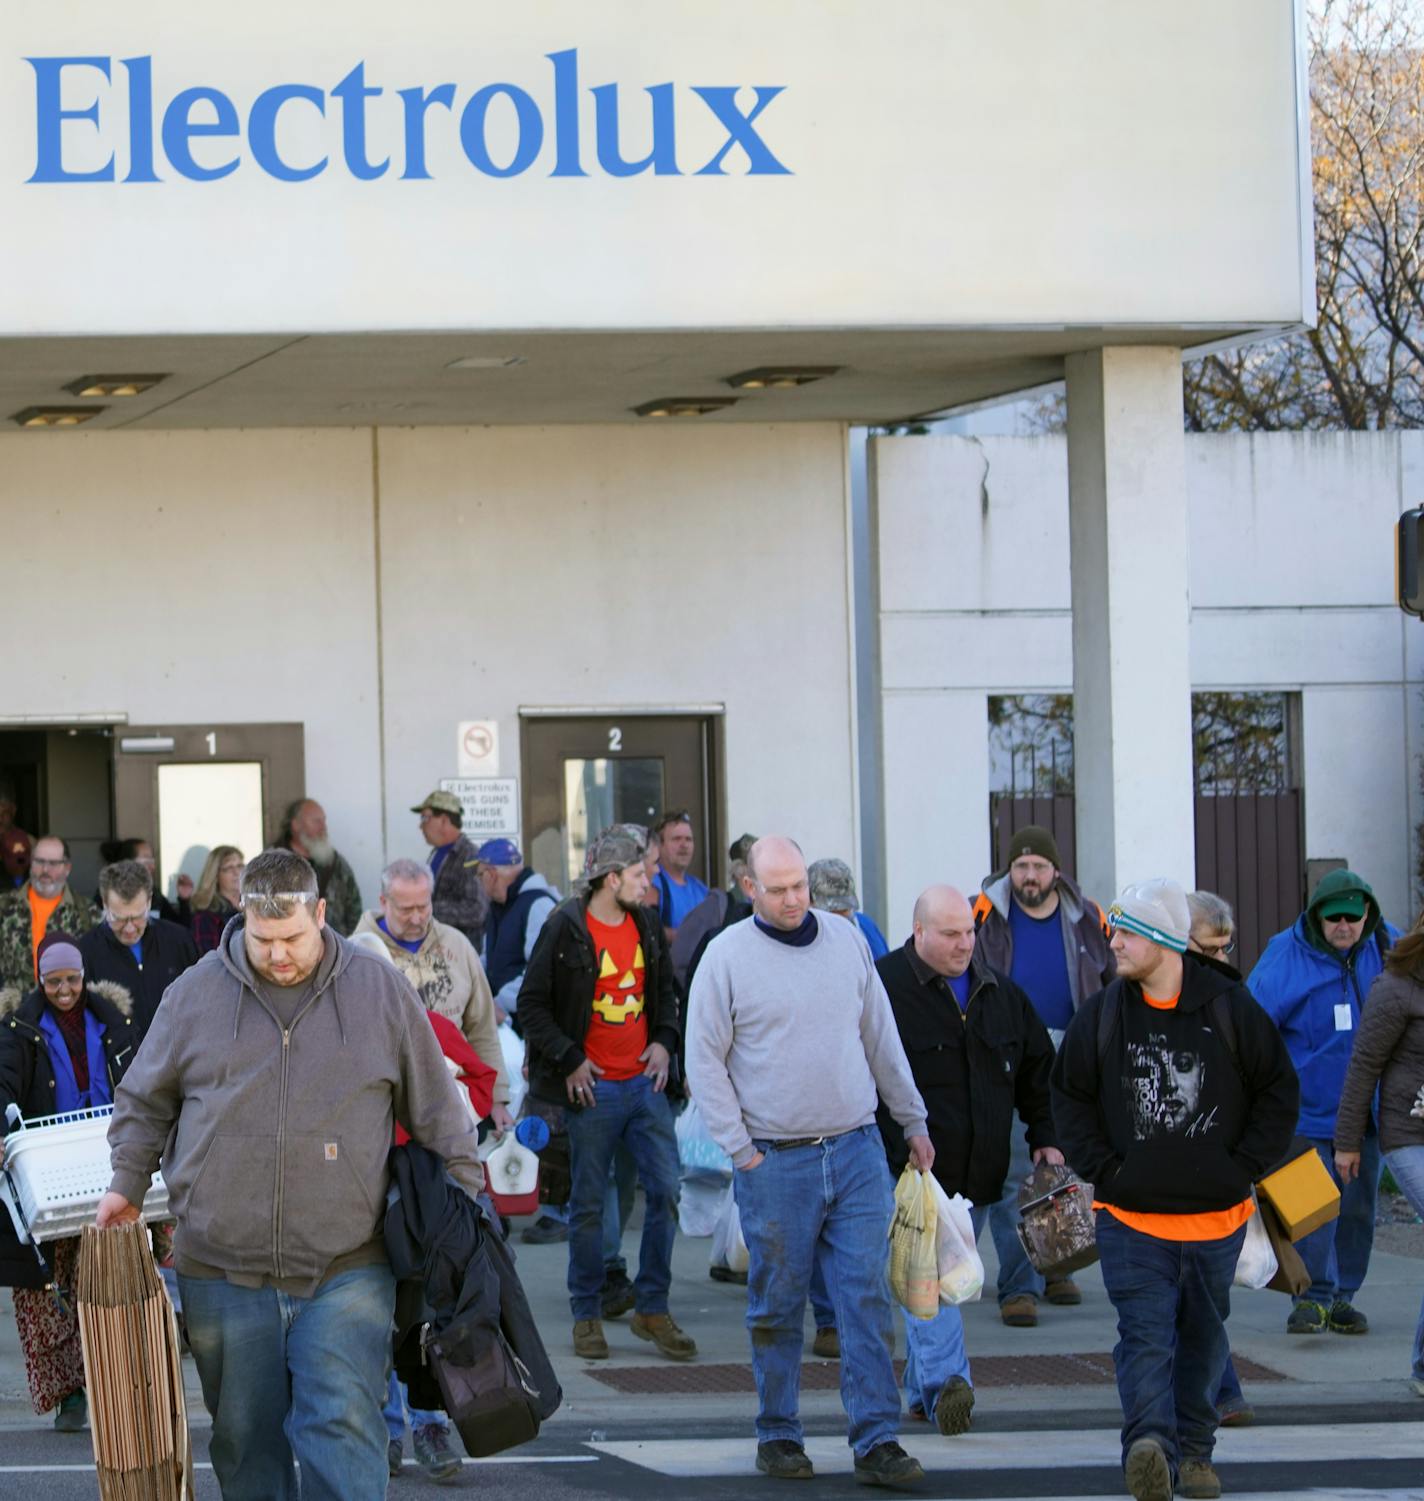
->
xmin=31 ymin=858 xmax=69 ymax=870
xmin=41 ymin=974 xmax=81 ymax=991
xmin=106 ymin=911 xmax=147 ymax=931
xmin=1199 ymin=938 xmax=1236 ymax=957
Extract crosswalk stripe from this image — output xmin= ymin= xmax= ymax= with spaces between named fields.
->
xmin=590 ymin=1421 xmax=1424 ymax=1477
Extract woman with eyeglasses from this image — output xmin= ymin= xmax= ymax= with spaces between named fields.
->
xmin=188 ymin=845 xmax=245 ymax=955
xmin=1185 ymin=890 xmax=1254 ymax=1429
xmin=0 ymin=932 xmax=140 ymax=1432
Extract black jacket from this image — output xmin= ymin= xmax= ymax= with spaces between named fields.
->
xmin=516 ymin=897 xmax=679 ymax=1110
xmin=77 ymin=917 xmax=198 ymax=1036
xmin=0 ymin=981 xmax=140 ymax=1288
xmin=1050 ymin=953 xmax=1299 ymax=1216
xmin=875 ymin=940 xmax=1056 ymax=1205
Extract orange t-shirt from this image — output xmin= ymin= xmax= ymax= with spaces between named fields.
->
xmin=27 ymin=886 xmax=63 ymax=979
xmin=1095 ymin=988 xmax=1255 ymax=1241
xmin=583 ymin=911 xmax=649 ymax=1081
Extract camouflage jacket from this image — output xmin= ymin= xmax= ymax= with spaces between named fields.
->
xmin=316 ymin=851 xmax=363 ymax=936
xmin=0 ymin=883 xmax=99 ymax=1007
xmin=430 ymin=834 xmax=489 ymax=951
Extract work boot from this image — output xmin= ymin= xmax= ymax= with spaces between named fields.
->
xmin=1286 ymin=1299 xmax=1329 ymax=1334
xmin=933 ymin=1375 xmax=974 ymax=1436
xmin=53 ymin=1390 xmax=86 ymax=1432
xmin=852 ymin=1441 xmax=925 ymax=1489
xmin=573 ymin=1319 xmax=610 ymax=1359
xmin=710 ymin=1263 xmax=748 ymax=1285
xmin=413 ymin=1423 xmax=461 ymax=1483
xmin=1179 ymin=1458 xmax=1222 ymax=1499
xmin=1000 ymin=1294 xmax=1038 ymax=1327
xmin=1123 ymin=1437 xmax=1172 ymax=1501
xmin=521 ymin=1214 xmax=569 ymax=1245
xmin=812 ymin=1326 xmax=840 ymax=1359
xmin=630 ymin=1311 xmax=698 ymax=1360
xmin=1328 ymin=1299 xmax=1369 ymax=1334
xmin=1044 ymin=1277 xmax=1082 ymax=1305
xmin=601 ymin=1268 xmax=636 ymax=1319
xmin=387 ymin=1438 xmax=403 ymax=1477
xmin=1217 ymin=1399 xmax=1255 ymax=1427
xmin=756 ymin=1439 xmax=815 ymax=1479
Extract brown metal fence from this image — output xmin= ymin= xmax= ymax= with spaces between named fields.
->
xmin=989 ymin=791 xmax=1304 ymax=976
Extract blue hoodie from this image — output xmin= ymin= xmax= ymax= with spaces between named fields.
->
xmin=1247 ymin=870 xmax=1398 ymax=1139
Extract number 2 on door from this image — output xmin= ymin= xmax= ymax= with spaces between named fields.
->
xmin=608 ymin=727 xmax=622 ymax=752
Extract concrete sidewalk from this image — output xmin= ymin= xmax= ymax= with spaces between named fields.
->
xmin=4 ymin=1206 xmax=1421 ymax=1439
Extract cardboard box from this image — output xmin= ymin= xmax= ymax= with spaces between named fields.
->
xmin=1258 ymin=1151 xmax=1341 ymax=1242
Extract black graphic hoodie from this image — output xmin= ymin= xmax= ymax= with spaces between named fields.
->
xmin=1051 ymin=953 xmax=1298 ymax=1216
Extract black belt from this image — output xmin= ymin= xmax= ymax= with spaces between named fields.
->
xmin=766 ymin=1131 xmax=853 ymax=1152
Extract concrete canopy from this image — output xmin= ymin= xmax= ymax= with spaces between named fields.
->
xmin=0 ymin=325 xmax=1271 ymax=431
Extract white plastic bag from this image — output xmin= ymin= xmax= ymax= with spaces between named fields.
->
xmin=926 ymin=1177 xmax=984 ymax=1305
xmin=887 ymin=1167 xmax=940 ymax=1320
xmin=676 ymin=1100 xmax=733 ymax=1176
xmin=1233 ymin=1203 xmax=1278 ymax=1290
xmin=711 ymin=1189 xmax=749 ymax=1274
xmin=498 ymin=1023 xmax=527 ymax=1119
xmin=679 ymin=1174 xmax=730 ymax=1239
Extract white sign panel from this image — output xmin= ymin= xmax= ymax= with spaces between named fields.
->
xmin=457 ymin=719 xmax=500 ymax=778
xmin=0 ymin=1 xmax=1310 ymax=335
xmin=440 ymin=777 xmax=518 ymax=840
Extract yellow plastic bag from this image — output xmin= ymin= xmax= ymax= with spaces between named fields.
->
xmin=887 ymin=1165 xmax=939 ymax=1320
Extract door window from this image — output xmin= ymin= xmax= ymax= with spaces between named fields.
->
xmin=562 ymin=757 xmax=664 ymax=889
xmin=157 ymin=762 xmax=265 ymax=893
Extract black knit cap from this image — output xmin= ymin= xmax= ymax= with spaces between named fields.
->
xmin=1008 ymin=825 xmax=1061 ymax=870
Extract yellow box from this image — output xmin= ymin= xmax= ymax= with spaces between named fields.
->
xmin=1258 ymin=1151 xmax=1342 ymax=1242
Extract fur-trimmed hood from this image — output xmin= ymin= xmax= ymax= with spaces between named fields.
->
xmin=0 ymin=976 xmax=135 ymax=1023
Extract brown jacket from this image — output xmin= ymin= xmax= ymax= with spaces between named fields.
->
xmin=1336 ymin=968 xmax=1424 ymax=1153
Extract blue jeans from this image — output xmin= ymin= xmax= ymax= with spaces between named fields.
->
xmin=383 ymin=1369 xmax=445 ymax=1440
xmin=1215 ymin=1355 xmax=1245 ymax=1414
xmin=734 ymin=1125 xmax=900 ymax=1457
xmin=547 ymin=1141 xmax=638 ymax=1271
xmin=809 ymin=1255 xmax=837 ymax=1330
xmin=1296 ymin=1132 xmax=1381 ymax=1306
xmin=901 ymin=1204 xmax=988 ymax=1414
xmin=1384 ymin=1145 xmax=1424 ymax=1380
xmin=564 ymin=1075 xmax=681 ymax=1319
xmin=179 ymin=1264 xmax=396 ymax=1501
xmin=1096 ymin=1211 xmax=1245 ymax=1476
xmin=986 ymin=1125 xmax=1046 ymax=1303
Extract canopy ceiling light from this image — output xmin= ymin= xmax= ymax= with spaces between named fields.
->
xmin=10 ymin=406 xmax=105 ymax=428
xmin=725 ymin=366 xmax=841 ymax=390
xmin=632 ymin=396 xmax=738 ymax=418
xmin=62 ymin=374 xmax=168 ymax=398
xmin=445 ymin=355 xmax=527 ymax=370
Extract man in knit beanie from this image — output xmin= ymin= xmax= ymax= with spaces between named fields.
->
xmin=971 ymin=825 xmax=1115 ymax=1323
xmin=1051 ymin=878 xmax=1298 ymax=1501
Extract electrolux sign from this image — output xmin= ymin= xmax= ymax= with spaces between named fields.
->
xmin=23 ymin=51 xmax=791 ymax=184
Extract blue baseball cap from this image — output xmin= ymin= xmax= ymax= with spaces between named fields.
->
xmin=475 ymin=838 xmax=522 ymax=867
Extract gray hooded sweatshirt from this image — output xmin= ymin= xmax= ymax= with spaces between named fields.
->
xmin=108 ymin=917 xmax=483 ymax=1295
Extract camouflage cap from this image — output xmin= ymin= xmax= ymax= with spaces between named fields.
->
xmin=728 ymin=832 xmax=758 ymax=865
xmin=581 ymin=826 xmax=647 ymax=887
xmin=411 ymin=789 xmax=463 ymax=817
xmin=808 ymin=857 xmax=858 ymax=913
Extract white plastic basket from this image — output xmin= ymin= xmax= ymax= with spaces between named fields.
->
xmin=0 ymin=1105 xmax=168 ymax=1244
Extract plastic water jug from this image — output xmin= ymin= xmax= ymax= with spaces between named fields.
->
xmin=484 ymin=1130 xmax=541 ymax=1217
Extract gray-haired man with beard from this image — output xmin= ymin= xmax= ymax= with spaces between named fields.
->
xmin=98 ymin=849 xmax=484 ymax=1501
xmin=276 ymin=798 xmax=363 ymax=936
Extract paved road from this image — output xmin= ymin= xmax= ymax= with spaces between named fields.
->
xmin=6 ymin=1411 xmax=1424 ymax=1499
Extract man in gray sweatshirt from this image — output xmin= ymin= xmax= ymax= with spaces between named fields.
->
xmin=97 ymin=850 xmax=484 ymax=1501
xmin=687 ymin=836 xmax=933 ymax=1491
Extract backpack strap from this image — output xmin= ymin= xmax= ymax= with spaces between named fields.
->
xmin=1208 ymin=992 xmax=1245 ymax=1084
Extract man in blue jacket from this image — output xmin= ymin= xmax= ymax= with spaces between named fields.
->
xmin=1248 ymin=868 xmax=1399 ymax=1335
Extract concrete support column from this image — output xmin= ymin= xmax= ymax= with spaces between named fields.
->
xmin=1066 ymin=346 xmax=1196 ymax=905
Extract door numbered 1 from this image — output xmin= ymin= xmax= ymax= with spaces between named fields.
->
xmin=205 ymin=732 xmax=218 ymax=757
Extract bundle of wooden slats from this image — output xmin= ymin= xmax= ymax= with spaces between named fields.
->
xmin=75 ymin=1224 xmax=193 ymax=1501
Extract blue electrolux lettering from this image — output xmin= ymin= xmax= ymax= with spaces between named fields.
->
xmin=25 ymin=50 xmax=791 ymax=182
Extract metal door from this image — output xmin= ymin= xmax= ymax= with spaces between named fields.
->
xmin=113 ymin=723 xmax=305 ymax=899
xmin=520 ymin=714 xmax=720 ymax=895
